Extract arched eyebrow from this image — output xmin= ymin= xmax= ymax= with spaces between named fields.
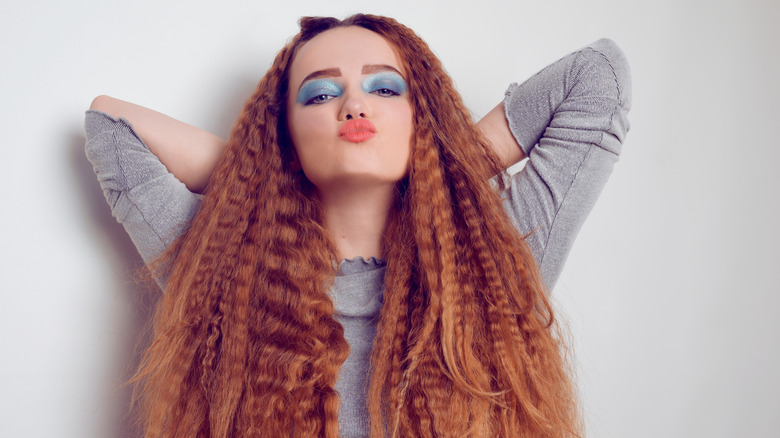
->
xmin=362 ymin=64 xmax=403 ymax=76
xmin=297 ymin=65 xmax=405 ymax=92
xmin=298 ymin=68 xmax=342 ymax=92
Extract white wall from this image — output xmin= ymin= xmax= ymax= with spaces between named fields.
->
xmin=2 ymin=0 xmax=778 ymax=436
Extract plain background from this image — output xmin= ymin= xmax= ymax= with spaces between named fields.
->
xmin=2 ymin=0 xmax=778 ymax=436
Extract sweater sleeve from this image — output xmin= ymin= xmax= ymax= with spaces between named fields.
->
xmin=501 ymin=38 xmax=632 ymax=290
xmin=84 ymin=110 xmax=201 ymax=268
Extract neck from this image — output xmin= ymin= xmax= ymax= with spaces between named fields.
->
xmin=317 ymin=182 xmax=397 ymax=261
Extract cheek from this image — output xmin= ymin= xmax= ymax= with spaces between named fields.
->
xmin=380 ymin=102 xmax=414 ymax=180
xmin=394 ymin=104 xmax=414 ymax=158
xmin=286 ymin=109 xmax=336 ymax=184
xmin=288 ymin=109 xmax=329 ymax=154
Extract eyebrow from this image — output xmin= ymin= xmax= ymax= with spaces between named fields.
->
xmin=299 ymin=68 xmax=341 ymax=90
xmin=362 ymin=64 xmax=403 ymax=76
xmin=297 ymin=64 xmax=404 ymax=92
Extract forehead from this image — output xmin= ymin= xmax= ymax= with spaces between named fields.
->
xmin=288 ymin=26 xmax=404 ymax=85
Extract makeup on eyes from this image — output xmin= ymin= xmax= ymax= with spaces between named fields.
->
xmin=296 ymin=71 xmax=408 ymax=105
xmin=361 ymin=71 xmax=408 ymax=95
xmin=296 ymin=79 xmax=343 ymax=105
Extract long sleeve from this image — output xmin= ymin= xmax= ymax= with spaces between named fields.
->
xmin=84 ymin=110 xmax=201 ymax=267
xmin=501 ymin=38 xmax=632 ymax=289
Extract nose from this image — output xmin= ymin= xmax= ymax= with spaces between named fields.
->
xmin=339 ymin=88 xmax=371 ymax=121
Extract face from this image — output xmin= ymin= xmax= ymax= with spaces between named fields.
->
xmin=286 ymin=26 xmax=413 ymax=192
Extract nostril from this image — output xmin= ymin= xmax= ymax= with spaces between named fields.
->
xmin=346 ymin=114 xmax=353 ymax=120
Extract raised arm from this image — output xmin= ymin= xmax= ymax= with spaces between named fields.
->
xmin=89 ymin=96 xmax=226 ymax=193
xmin=84 ymin=101 xmax=216 ymax=278
xmin=481 ymin=39 xmax=632 ymax=289
xmin=477 ymin=102 xmax=526 ymax=167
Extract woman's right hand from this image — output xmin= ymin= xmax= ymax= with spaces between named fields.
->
xmin=89 ymin=95 xmax=227 ymax=193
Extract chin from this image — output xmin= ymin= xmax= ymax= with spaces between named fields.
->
xmin=307 ymin=172 xmax=405 ymax=190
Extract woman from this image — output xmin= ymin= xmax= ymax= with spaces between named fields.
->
xmin=86 ymin=14 xmax=630 ymax=438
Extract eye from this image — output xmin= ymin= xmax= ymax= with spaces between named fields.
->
xmin=306 ymin=94 xmax=336 ymax=105
xmin=362 ymin=72 xmax=408 ymax=98
xmin=372 ymin=88 xmax=400 ymax=98
xmin=296 ymin=79 xmax=343 ymax=105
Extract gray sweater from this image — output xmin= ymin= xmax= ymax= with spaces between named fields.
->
xmin=85 ymin=39 xmax=630 ymax=437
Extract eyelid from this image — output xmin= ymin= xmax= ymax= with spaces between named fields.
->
xmin=296 ymin=79 xmax=343 ymax=104
xmin=362 ymin=71 xmax=408 ymax=94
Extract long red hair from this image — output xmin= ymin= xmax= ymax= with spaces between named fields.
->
xmin=134 ymin=14 xmax=581 ymax=437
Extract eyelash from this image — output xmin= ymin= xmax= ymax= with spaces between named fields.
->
xmin=369 ymin=87 xmax=401 ymax=98
xmin=306 ymin=94 xmax=337 ymax=105
xmin=300 ymin=75 xmax=406 ymax=105
xmin=303 ymin=88 xmax=398 ymax=106
xmin=364 ymin=74 xmax=406 ymax=97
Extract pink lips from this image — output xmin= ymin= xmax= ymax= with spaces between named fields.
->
xmin=339 ymin=119 xmax=376 ymax=143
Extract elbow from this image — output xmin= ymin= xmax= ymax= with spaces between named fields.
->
xmin=89 ymin=95 xmax=117 ymax=113
xmin=588 ymin=39 xmax=632 ymax=110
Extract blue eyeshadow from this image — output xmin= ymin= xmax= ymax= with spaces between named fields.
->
xmin=296 ymin=79 xmax=343 ymax=104
xmin=362 ymin=72 xmax=408 ymax=95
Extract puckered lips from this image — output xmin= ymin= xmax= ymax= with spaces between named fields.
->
xmin=338 ymin=119 xmax=376 ymax=143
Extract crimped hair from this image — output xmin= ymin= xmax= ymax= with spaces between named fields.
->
xmin=133 ymin=13 xmax=582 ymax=438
